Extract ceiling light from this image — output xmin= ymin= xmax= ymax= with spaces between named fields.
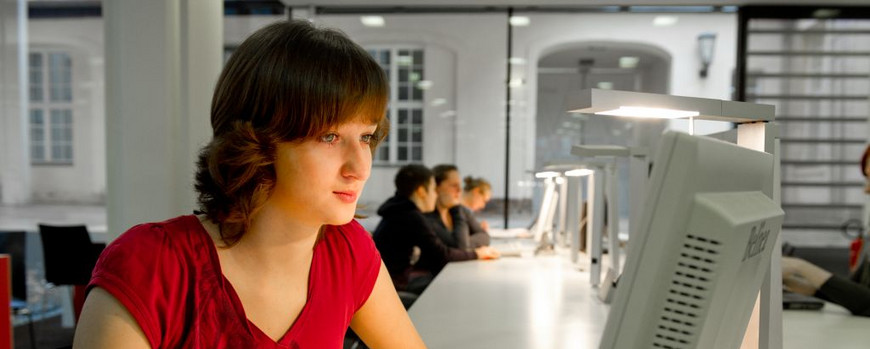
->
xmin=653 ymin=16 xmax=678 ymax=27
xmin=509 ymin=16 xmax=530 ymax=26
xmin=597 ymin=82 xmax=614 ymax=90
xmin=619 ymin=56 xmax=639 ymax=69
xmin=595 ymin=106 xmax=699 ymax=119
xmin=508 ymin=57 xmax=527 ymax=65
xmin=508 ymin=78 xmax=524 ymax=88
xmin=360 ymin=16 xmax=385 ymax=27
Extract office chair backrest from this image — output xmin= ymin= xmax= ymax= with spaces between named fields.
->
xmin=38 ymin=224 xmax=102 ymax=286
xmin=0 ymin=231 xmax=27 ymax=301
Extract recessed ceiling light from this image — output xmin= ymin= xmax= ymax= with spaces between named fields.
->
xmin=360 ymin=16 xmax=385 ymax=27
xmin=508 ymin=57 xmax=527 ymax=65
xmin=653 ymin=16 xmax=678 ymax=27
xmin=619 ymin=56 xmax=640 ymax=69
xmin=509 ymin=16 xmax=530 ymax=26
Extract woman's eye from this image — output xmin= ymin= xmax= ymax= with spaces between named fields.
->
xmin=320 ymin=133 xmax=338 ymax=143
xmin=361 ymin=134 xmax=375 ymax=144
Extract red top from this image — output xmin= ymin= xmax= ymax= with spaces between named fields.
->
xmin=88 ymin=215 xmax=381 ymax=348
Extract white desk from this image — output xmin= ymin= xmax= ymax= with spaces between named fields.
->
xmin=783 ymin=302 xmax=870 ymax=348
xmin=409 ymin=256 xmax=870 ymax=349
xmin=407 ymin=255 xmax=609 ymax=349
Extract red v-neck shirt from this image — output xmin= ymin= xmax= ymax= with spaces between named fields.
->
xmin=88 ymin=215 xmax=381 ymax=348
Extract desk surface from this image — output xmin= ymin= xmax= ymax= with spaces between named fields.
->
xmin=408 ymin=255 xmax=870 ymax=349
xmin=408 ymin=255 xmax=609 ymax=349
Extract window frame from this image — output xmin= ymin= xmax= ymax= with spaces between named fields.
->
xmin=29 ymin=50 xmax=74 ymax=166
xmin=366 ymin=46 xmax=425 ymax=166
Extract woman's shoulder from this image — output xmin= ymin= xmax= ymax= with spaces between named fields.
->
xmin=111 ymin=215 xmax=204 ymax=248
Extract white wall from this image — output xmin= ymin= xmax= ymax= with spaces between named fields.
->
xmin=28 ymin=17 xmax=105 ymax=203
xmin=21 ymin=12 xmax=739 ymax=211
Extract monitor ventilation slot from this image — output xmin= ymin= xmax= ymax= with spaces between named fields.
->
xmin=651 ymin=234 xmax=720 ymax=349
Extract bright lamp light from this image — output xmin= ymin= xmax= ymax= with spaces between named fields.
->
xmin=565 ymin=169 xmax=594 ymax=177
xmin=595 ymin=106 xmax=700 ymax=119
xmin=535 ymin=171 xmax=560 ymax=179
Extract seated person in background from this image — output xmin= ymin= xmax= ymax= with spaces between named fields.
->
xmin=373 ymin=164 xmax=498 ymax=294
xmin=461 ymin=176 xmax=493 ymax=231
xmin=424 ymin=165 xmax=491 ymax=250
xmin=781 ymin=144 xmax=870 ymax=317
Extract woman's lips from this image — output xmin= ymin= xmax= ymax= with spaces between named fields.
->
xmin=334 ymin=191 xmax=358 ymax=203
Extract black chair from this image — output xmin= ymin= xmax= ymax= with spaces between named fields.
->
xmin=0 ymin=231 xmax=36 ymax=349
xmin=37 ymin=224 xmax=104 ymax=287
xmin=38 ymin=224 xmax=105 ymax=324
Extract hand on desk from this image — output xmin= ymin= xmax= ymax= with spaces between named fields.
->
xmin=782 ymin=256 xmax=833 ymax=296
xmin=474 ymin=246 xmax=500 ymax=260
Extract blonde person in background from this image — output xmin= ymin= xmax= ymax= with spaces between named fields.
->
xmin=461 ymin=176 xmax=493 ymax=232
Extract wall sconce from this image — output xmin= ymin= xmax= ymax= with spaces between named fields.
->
xmin=697 ymin=32 xmax=716 ymax=78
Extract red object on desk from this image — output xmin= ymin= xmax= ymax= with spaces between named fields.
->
xmin=850 ymin=236 xmax=864 ymax=273
xmin=0 ymin=255 xmax=12 ymax=349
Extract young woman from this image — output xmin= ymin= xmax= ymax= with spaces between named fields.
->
xmin=424 ymin=165 xmax=491 ymax=251
xmin=461 ymin=176 xmax=492 ymax=231
xmin=73 ymin=21 xmax=425 ymax=348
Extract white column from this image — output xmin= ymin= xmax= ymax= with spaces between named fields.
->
xmin=104 ymin=0 xmax=222 ymax=240
xmin=0 ymin=0 xmax=30 ymax=204
xmin=588 ymin=169 xmax=604 ymax=287
xmin=738 ymin=122 xmax=781 ymax=349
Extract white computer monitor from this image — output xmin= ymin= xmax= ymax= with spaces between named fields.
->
xmin=599 ymin=131 xmax=784 ymax=349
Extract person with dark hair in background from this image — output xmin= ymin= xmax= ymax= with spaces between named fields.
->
xmin=74 ymin=20 xmax=426 ymax=348
xmin=373 ymin=164 xmax=499 ymax=295
xmin=782 ymin=144 xmax=870 ymax=317
xmin=424 ymin=165 xmax=491 ymax=252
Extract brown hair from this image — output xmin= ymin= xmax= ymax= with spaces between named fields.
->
xmin=463 ymin=176 xmax=491 ymax=194
xmin=432 ymin=164 xmax=458 ymax=185
xmin=862 ymin=144 xmax=870 ymax=178
xmin=195 ymin=20 xmax=389 ymax=246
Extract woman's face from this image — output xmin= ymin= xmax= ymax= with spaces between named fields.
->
xmin=436 ymin=170 xmax=462 ymax=208
xmin=268 ymin=120 xmax=378 ymax=227
xmin=468 ymin=187 xmax=491 ymax=212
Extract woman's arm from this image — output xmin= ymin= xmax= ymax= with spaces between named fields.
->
xmin=73 ymin=287 xmax=151 ymax=349
xmin=351 ymin=262 xmax=427 ymax=348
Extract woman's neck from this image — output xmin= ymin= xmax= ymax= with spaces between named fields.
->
xmin=217 ymin=203 xmax=321 ymax=274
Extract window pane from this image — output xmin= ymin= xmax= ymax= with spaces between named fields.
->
xmin=412 ymin=128 xmax=422 ymax=142
xmin=29 ymin=53 xmax=43 ymax=102
xmin=412 ymin=109 xmax=422 ymax=124
xmin=381 ymin=50 xmax=390 ymax=65
xmin=398 ymin=84 xmax=408 ymax=100
xmin=398 ymin=109 xmax=408 ymax=124
xmin=377 ymin=146 xmax=389 ymax=162
xmin=398 ymin=68 xmax=409 ymax=83
xmin=30 ymin=109 xmax=45 ymax=162
xmin=48 ymin=53 xmax=72 ymax=102
xmin=413 ymin=50 xmax=423 ymax=65
xmin=412 ymin=85 xmax=423 ymax=101
xmin=398 ymin=128 xmax=408 ymax=142
xmin=398 ymin=147 xmax=408 ymax=161
xmin=412 ymin=146 xmax=422 ymax=161
xmin=29 ymin=53 xmax=41 ymax=67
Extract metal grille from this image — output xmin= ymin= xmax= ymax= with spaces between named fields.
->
xmin=652 ymin=234 xmax=720 ymax=349
xmin=739 ymin=8 xmax=870 ymax=238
